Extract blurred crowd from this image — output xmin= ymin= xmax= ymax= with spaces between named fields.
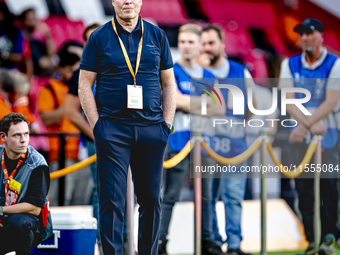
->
xmin=1 ymin=1 xmax=340 ymax=255
xmin=0 ymin=2 xmax=99 ymax=207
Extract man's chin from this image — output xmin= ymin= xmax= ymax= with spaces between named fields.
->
xmin=16 ymin=147 xmax=28 ymax=154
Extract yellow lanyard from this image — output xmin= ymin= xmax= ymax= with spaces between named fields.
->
xmin=111 ymin=15 xmax=144 ymax=85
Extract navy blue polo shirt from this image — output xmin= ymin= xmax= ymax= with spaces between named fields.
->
xmin=80 ymin=15 xmax=173 ymax=126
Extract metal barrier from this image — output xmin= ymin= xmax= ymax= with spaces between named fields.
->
xmin=193 ymin=134 xmax=202 ymax=255
xmin=260 ymin=129 xmax=268 ymax=255
xmin=49 ymin=132 xmax=323 ymax=254
xmin=314 ymin=137 xmax=322 ymax=253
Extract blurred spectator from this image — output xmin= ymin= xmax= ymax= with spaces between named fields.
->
xmin=10 ymin=71 xmax=39 ymax=133
xmin=0 ymin=69 xmax=38 ymax=133
xmin=38 ymin=46 xmax=92 ymax=206
xmin=83 ymin=23 xmax=101 ymax=46
xmin=0 ymin=2 xmax=33 ymax=78
xmin=59 ymin=41 xmax=83 ymax=59
xmin=20 ymin=8 xmax=58 ymax=77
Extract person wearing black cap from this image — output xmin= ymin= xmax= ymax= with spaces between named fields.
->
xmin=279 ymin=18 xmax=340 ymax=255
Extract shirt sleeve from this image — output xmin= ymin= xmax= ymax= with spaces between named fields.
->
xmin=67 ymin=68 xmax=80 ymax=96
xmin=160 ymin=30 xmax=173 ymax=70
xmin=38 ymin=88 xmax=55 ymax=112
xmin=278 ymin=58 xmax=294 ymax=89
xmin=22 ymin=166 xmax=50 ymax=208
xmin=326 ymin=58 xmax=340 ymax=91
xmin=80 ymin=33 xmax=100 ymax=72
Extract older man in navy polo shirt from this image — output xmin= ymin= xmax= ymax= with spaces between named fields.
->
xmin=78 ymin=0 xmax=176 ymax=254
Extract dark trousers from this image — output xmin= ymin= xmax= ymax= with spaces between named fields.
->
xmin=159 ymin=151 xmax=213 ymax=241
xmin=0 ymin=213 xmax=43 ymax=255
xmin=94 ymin=118 xmax=170 ymax=255
xmin=291 ymin=143 xmax=339 ymax=243
xmin=86 ymin=139 xmax=101 ymax=245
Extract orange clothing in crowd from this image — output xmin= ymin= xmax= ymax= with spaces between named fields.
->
xmin=0 ymin=97 xmax=12 ymax=145
xmin=0 ymin=97 xmax=11 ymax=120
xmin=38 ymin=79 xmax=79 ymax=162
xmin=12 ymin=96 xmax=37 ymax=130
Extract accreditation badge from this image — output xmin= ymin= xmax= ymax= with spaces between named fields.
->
xmin=127 ymin=85 xmax=143 ymax=109
xmin=7 ymin=190 xmax=15 ymax=205
xmin=9 ymin=179 xmax=21 ymax=194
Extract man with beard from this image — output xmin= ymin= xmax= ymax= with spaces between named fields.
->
xmin=279 ymin=18 xmax=340 ymax=255
xmin=199 ymin=24 xmax=255 ymax=255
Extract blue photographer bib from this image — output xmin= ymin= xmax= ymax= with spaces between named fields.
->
xmin=169 ymin=63 xmax=215 ymax=152
xmin=210 ymin=60 xmax=248 ymax=158
xmin=289 ymin=53 xmax=338 ymax=149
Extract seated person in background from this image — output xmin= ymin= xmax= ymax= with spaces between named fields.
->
xmin=0 ymin=2 xmax=33 ymax=79
xmin=0 ymin=113 xmax=51 ymax=255
xmin=20 ymin=8 xmax=57 ymax=77
xmin=38 ymin=47 xmax=92 ymax=206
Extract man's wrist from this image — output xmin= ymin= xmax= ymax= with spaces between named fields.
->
xmin=300 ymin=122 xmax=309 ymax=130
xmin=166 ymin=122 xmax=172 ymax=129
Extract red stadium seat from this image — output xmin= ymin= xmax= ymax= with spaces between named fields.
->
xmin=141 ymin=0 xmax=188 ymax=25
xmin=224 ymin=27 xmax=254 ymax=56
xmin=198 ymin=0 xmax=276 ymax=29
xmin=44 ymin=16 xmax=84 ymax=50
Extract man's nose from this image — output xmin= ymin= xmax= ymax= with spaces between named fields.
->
xmin=300 ymin=33 xmax=308 ymax=40
xmin=21 ymin=135 xmax=27 ymax=142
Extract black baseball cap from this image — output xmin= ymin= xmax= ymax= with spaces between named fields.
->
xmin=294 ymin=18 xmax=324 ymax=34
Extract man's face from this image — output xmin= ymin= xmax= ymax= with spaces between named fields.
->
xmin=178 ymin=32 xmax=201 ymax=62
xmin=298 ymin=30 xmax=323 ymax=53
xmin=23 ymin=10 xmax=37 ymax=32
xmin=201 ymin=29 xmax=224 ymax=66
xmin=0 ymin=121 xmax=29 ymax=156
xmin=112 ymin=0 xmax=142 ymax=21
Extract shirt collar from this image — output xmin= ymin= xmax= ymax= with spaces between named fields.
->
xmin=301 ymin=47 xmax=328 ymax=70
xmin=113 ymin=14 xmax=142 ymax=34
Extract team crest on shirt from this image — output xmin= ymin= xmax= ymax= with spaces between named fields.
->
xmin=179 ymin=81 xmax=190 ymax=93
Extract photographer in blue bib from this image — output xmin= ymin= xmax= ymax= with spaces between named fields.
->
xmin=279 ymin=18 xmax=340 ymax=255
xmin=199 ymin=24 xmax=256 ymax=255
xmin=158 ymin=24 xmax=225 ymax=255
xmin=0 ymin=113 xmax=51 ymax=255
xmin=78 ymin=0 xmax=177 ymax=254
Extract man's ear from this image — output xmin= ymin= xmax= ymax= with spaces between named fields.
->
xmin=0 ymin=132 xmax=6 ymax=143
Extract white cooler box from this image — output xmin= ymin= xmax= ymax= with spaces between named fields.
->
xmin=31 ymin=212 xmax=97 ymax=255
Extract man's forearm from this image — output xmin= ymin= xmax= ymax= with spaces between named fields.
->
xmin=40 ymin=105 xmax=64 ymax=126
xmin=307 ymin=102 xmax=337 ymax=127
xmin=3 ymin=202 xmax=41 ymax=216
xmin=78 ymin=70 xmax=98 ymax=130
xmin=65 ymin=107 xmax=94 ymax=140
xmin=286 ymin=91 xmax=340 ymax=128
xmin=177 ymin=93 xmax=204 ymax=113
xmin=162 ymin=85 xmax=176 ymax=124
xmin=287 ymin=104 xmax=310 ymax=128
